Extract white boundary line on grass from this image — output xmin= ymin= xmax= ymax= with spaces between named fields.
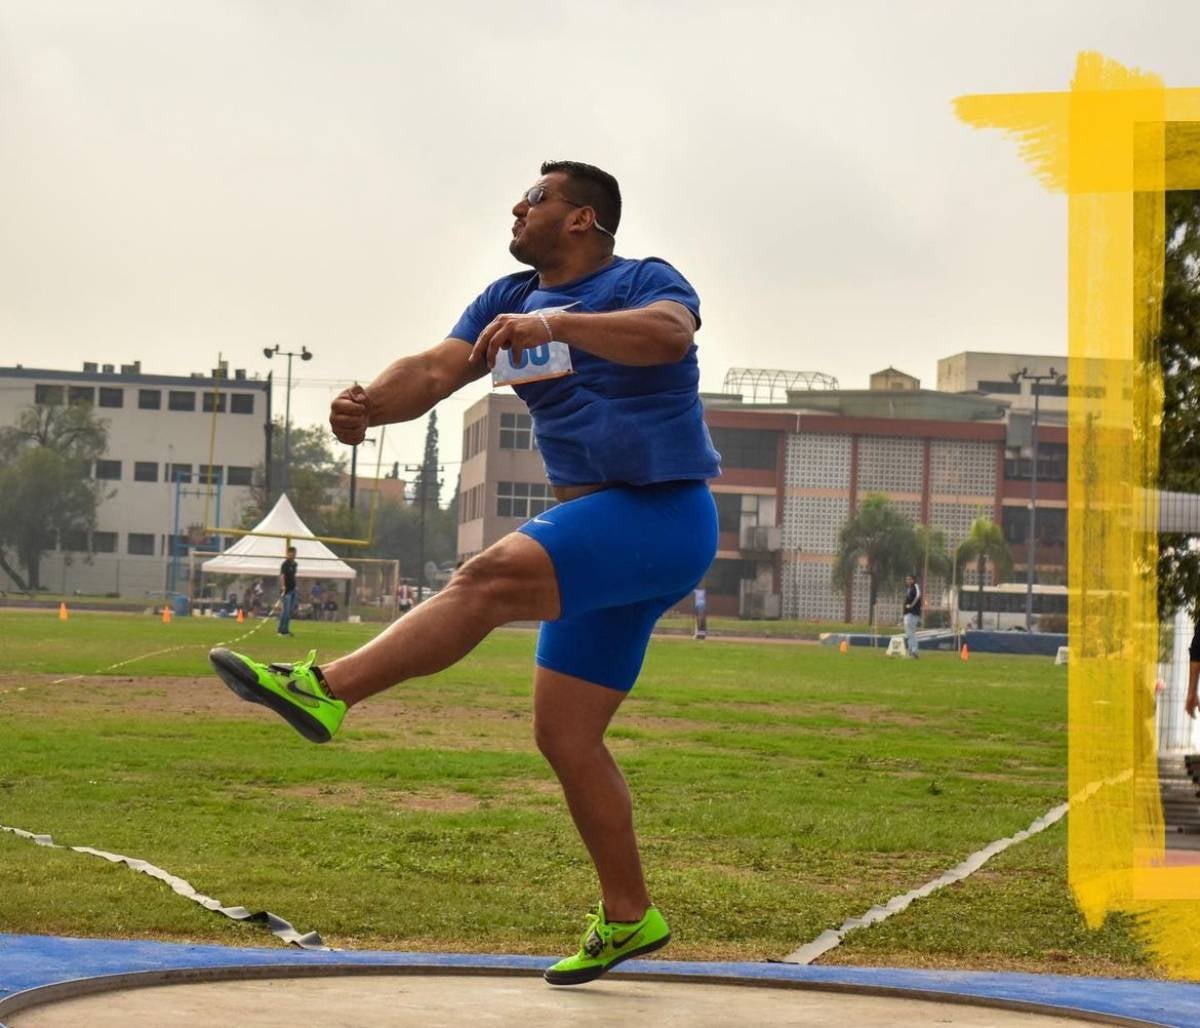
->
xmin=0 ymin=613 xmax=277 ymax=696
xmin=781 ymin=801 xmax=1069 ymax=964
xmin=0 ymin=822 xmax=330 ymax=950
xmin=782 ymin=769 xmax=1134 ymax=964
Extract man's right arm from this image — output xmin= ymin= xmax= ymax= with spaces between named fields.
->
xmin=330 ymin=339 xmax=486 ymax=445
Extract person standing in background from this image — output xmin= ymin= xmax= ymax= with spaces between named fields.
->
xmin=278 ymin=546 xmax=298 ymax=636
xmin=902 ymin=574 xmax=922 ymax=659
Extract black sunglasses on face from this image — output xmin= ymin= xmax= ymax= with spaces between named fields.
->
xmin=522 ymin=185 xmax=615 ymax=237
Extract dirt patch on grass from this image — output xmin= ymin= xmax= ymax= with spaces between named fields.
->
xmin=282 ymin=782 xmax=482 ymax=813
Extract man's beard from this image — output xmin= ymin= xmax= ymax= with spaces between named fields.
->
xmin=509 ymin=237 xmax=536 ymax=267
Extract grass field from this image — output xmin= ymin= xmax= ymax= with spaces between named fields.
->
xmin=0 ymin=609 xmax=1150 ymax=975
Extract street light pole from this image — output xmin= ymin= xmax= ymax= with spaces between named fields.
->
xmin=1010 ymin=366 xmax=1064 ymax=632
xmin=262 ymin=344 xmax=313 ymax=499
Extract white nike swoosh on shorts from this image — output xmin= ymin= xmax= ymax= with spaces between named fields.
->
xmin=531 ymin=517 xmax=553 ymax=525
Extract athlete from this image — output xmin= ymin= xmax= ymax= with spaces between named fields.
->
xmin=209 ymin=160 xmax=721 ymax=984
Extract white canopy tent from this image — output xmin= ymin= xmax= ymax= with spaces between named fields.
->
xmin=201 ymin=494 xmax=357 ymax=581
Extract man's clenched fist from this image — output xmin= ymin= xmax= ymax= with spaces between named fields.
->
xmin=330 ymin=384 xmax=371 ymax=445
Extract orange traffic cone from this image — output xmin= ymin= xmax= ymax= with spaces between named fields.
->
xmin=839 ymin=638 xmax=849 ymax=654
xmin=960 ymin=643 xmax=969 ymax=661
xmin=236 ymin=607 xmax=245 ymax=624
xmin=58 ymin=601 xmax=68 ymax=621
xmin=162 ymin=605 xmax=172 ymax=624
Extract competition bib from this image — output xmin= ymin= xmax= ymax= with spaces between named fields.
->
xmin=491 ymin=305 xmax=576 ymax=388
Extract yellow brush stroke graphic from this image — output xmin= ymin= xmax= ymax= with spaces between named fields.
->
xmin=956 ymin=52 xmax=1200 ymax=977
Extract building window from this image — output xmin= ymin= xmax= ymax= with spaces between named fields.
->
xmin=128 ymin=533 xmax=155 ymax=556
xmin=168 ymin=391 xmax=196 ymax=411
xmin=230 ymin=393 xmax=254 ymax=414
xmin=69 ymin=385 xmax=95 ymax=406
xmin=705 ymin=558 xmax=757 ymax=595
xmin=138 ymin=389 xmax=161 ymax=410
xmin=198 ymin=464 xmax=223 ymax=485
xmin=1001 ymin=506 xmax=1067 ymax=547
xmin=92 ymin=531 xmax=117 ymax=553
xmin=1004 ymin=442 xmax=1068 ymax=483
xmin=499 ymin=412 xmax=534 ymax=450
xmin=977 ymin=379 xmax=1021 ymax=395
xmin=95 ymin=459 xmax=122 ymax=480
xmin=35 ymin=384 xmax=64 ymax=405
xmin=98 ymin=387 xmax=124 ymax=408
xmin=60 ymin=528 xmax=89 ymax=552
xmin=497 ymin=480 xmax=555 ymax=519
xmin=169 ymin=463 xmax=192 ymax=483
xmin=707 ymin=427 xmax=778 ymax=470
xmin=459 ymin=483 xmax=486 ymax=523
xmin=134 ymin=461 xmax=158 ymax=482
xmin=226 ymin=465 xmax=253 ymax=486
xmin=202 ymin=392 xmax=227 ymax=413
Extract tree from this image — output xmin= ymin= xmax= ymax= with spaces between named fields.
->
xmin=243 ymin=420 xmax=345 ymax=534
xmin=413 ymin=410 xmax=442 ymax=509
xmin=915 ymin=523 xmax=954 ymax=584
xmin=832 ymin=494 xmax=920 ymax=628
xmin=1156 ymin=190 xmax=1200 ymax=618
xmin=955 ymin=517 xmax=1014 ymax=629
xmin=0 ymin=404 xmax=109 ymax=592
xmin=366 ymin=498 xmax=456 ymax=579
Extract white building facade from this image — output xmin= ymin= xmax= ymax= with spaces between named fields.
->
xmin=0 ymin=360 xmax=271 ymax=599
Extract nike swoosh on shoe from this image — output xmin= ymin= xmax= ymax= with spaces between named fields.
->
xmin=610 ymin=928 xmax=643 ymax=950
xmin=285 ymin=679 xmax=335 ymax=707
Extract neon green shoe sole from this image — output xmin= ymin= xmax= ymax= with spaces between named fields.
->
xmin=209 ymin=647 xmax=346 ymax=743
xmin=544 ymin=903 xmax=671 ymax=986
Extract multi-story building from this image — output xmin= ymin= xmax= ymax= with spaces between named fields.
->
xmin=0 ymin=360 xmax=271 ymax=598
xmin=455 ymin=355 xmax=1069 ymax=624
xmin=456 ymin=392 xmax=552 ymax=562
xmin=937 ymin=351 xmax=1068 ymax=419
xmin=703 ymin=387 xmax=1066 ymax=621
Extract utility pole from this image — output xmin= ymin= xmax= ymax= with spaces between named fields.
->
xmin=404 ymin=462 xmax=444 ymax=602
xmin=1009 ymin=366 xmax=1065 ymax=631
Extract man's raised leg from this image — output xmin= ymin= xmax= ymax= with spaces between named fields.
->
xmin=322 ymin=533 xmax=560 ymax=704
xmin=209 ymin=533 xmax=560 ymax=738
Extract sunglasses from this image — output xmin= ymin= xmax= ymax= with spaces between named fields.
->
xmin=523 ymin=185 xmax=615 ymax=237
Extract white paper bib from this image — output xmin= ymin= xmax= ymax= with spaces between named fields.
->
xmin=491 ymin=305 xmax=576 ymax=388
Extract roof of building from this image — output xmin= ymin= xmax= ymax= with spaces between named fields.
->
xmin=705 ymin=388 xmax=1008 ymax=422
xmin=0 ymin=364 xmax=269 ymax=390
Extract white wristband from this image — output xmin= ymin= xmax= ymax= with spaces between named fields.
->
xmin=535 ymin=311 xmax=554 ymax=343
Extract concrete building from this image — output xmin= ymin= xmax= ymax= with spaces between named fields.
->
xmin=454 ymin=356 xmax=1069 ymax=624
xmin=937 ymin=351 xmax=1068 ymax=418
xmin=0 ymin=360 xmax=271 ymax=598
xmin=869 ymin=367 xmax=920 ymax=392
xmin=456 ymin=392 xmax=550 ymax=562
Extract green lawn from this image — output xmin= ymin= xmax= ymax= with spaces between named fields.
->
xmin=0 ymin=609 xmax=1148 ymax=975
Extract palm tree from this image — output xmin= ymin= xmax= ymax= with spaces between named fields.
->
xmin=955 ymin=517 xmax=1014 ymax=629
xmin=833 ymin=494 xmax=920 ymax=630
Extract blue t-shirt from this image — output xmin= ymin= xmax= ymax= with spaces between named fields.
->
xmin=449 ymin=256 xmax=722 ymax=487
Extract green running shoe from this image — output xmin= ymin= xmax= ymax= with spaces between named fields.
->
xmin=209 ymin=647 xmax=345 ymax=743
xmin=543 ymin=902 xmax=671 ymax=986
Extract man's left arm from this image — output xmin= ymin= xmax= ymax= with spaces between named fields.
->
xmin=471 ymin=301 xmax=695 ymax=369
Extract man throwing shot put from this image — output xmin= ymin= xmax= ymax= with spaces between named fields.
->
xmin=209 ymin=161 xmax=720 ymax=984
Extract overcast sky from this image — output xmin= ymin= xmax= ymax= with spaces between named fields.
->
xmin=3 ymin=1 xmax=1199 ymax=491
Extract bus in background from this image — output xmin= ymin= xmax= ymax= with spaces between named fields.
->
xmin=950 ymin=583 xmax=1068 ymax=631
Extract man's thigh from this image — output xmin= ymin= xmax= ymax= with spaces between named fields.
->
xmin=517 ymin=481 xmax=717 ymax=621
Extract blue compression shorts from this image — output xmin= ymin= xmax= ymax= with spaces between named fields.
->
xmin=517 ymin=480 xmax=718 ymax=692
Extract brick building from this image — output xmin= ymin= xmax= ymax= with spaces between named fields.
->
xmin=456 ymin=357 xmax=1068 ymax=623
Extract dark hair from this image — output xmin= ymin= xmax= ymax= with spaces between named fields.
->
xmin=541 ymin=160 xmax=621 ymax=237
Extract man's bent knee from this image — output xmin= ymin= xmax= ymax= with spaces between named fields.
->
xmin=453 ymin=533 xmax=560 ymax=622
